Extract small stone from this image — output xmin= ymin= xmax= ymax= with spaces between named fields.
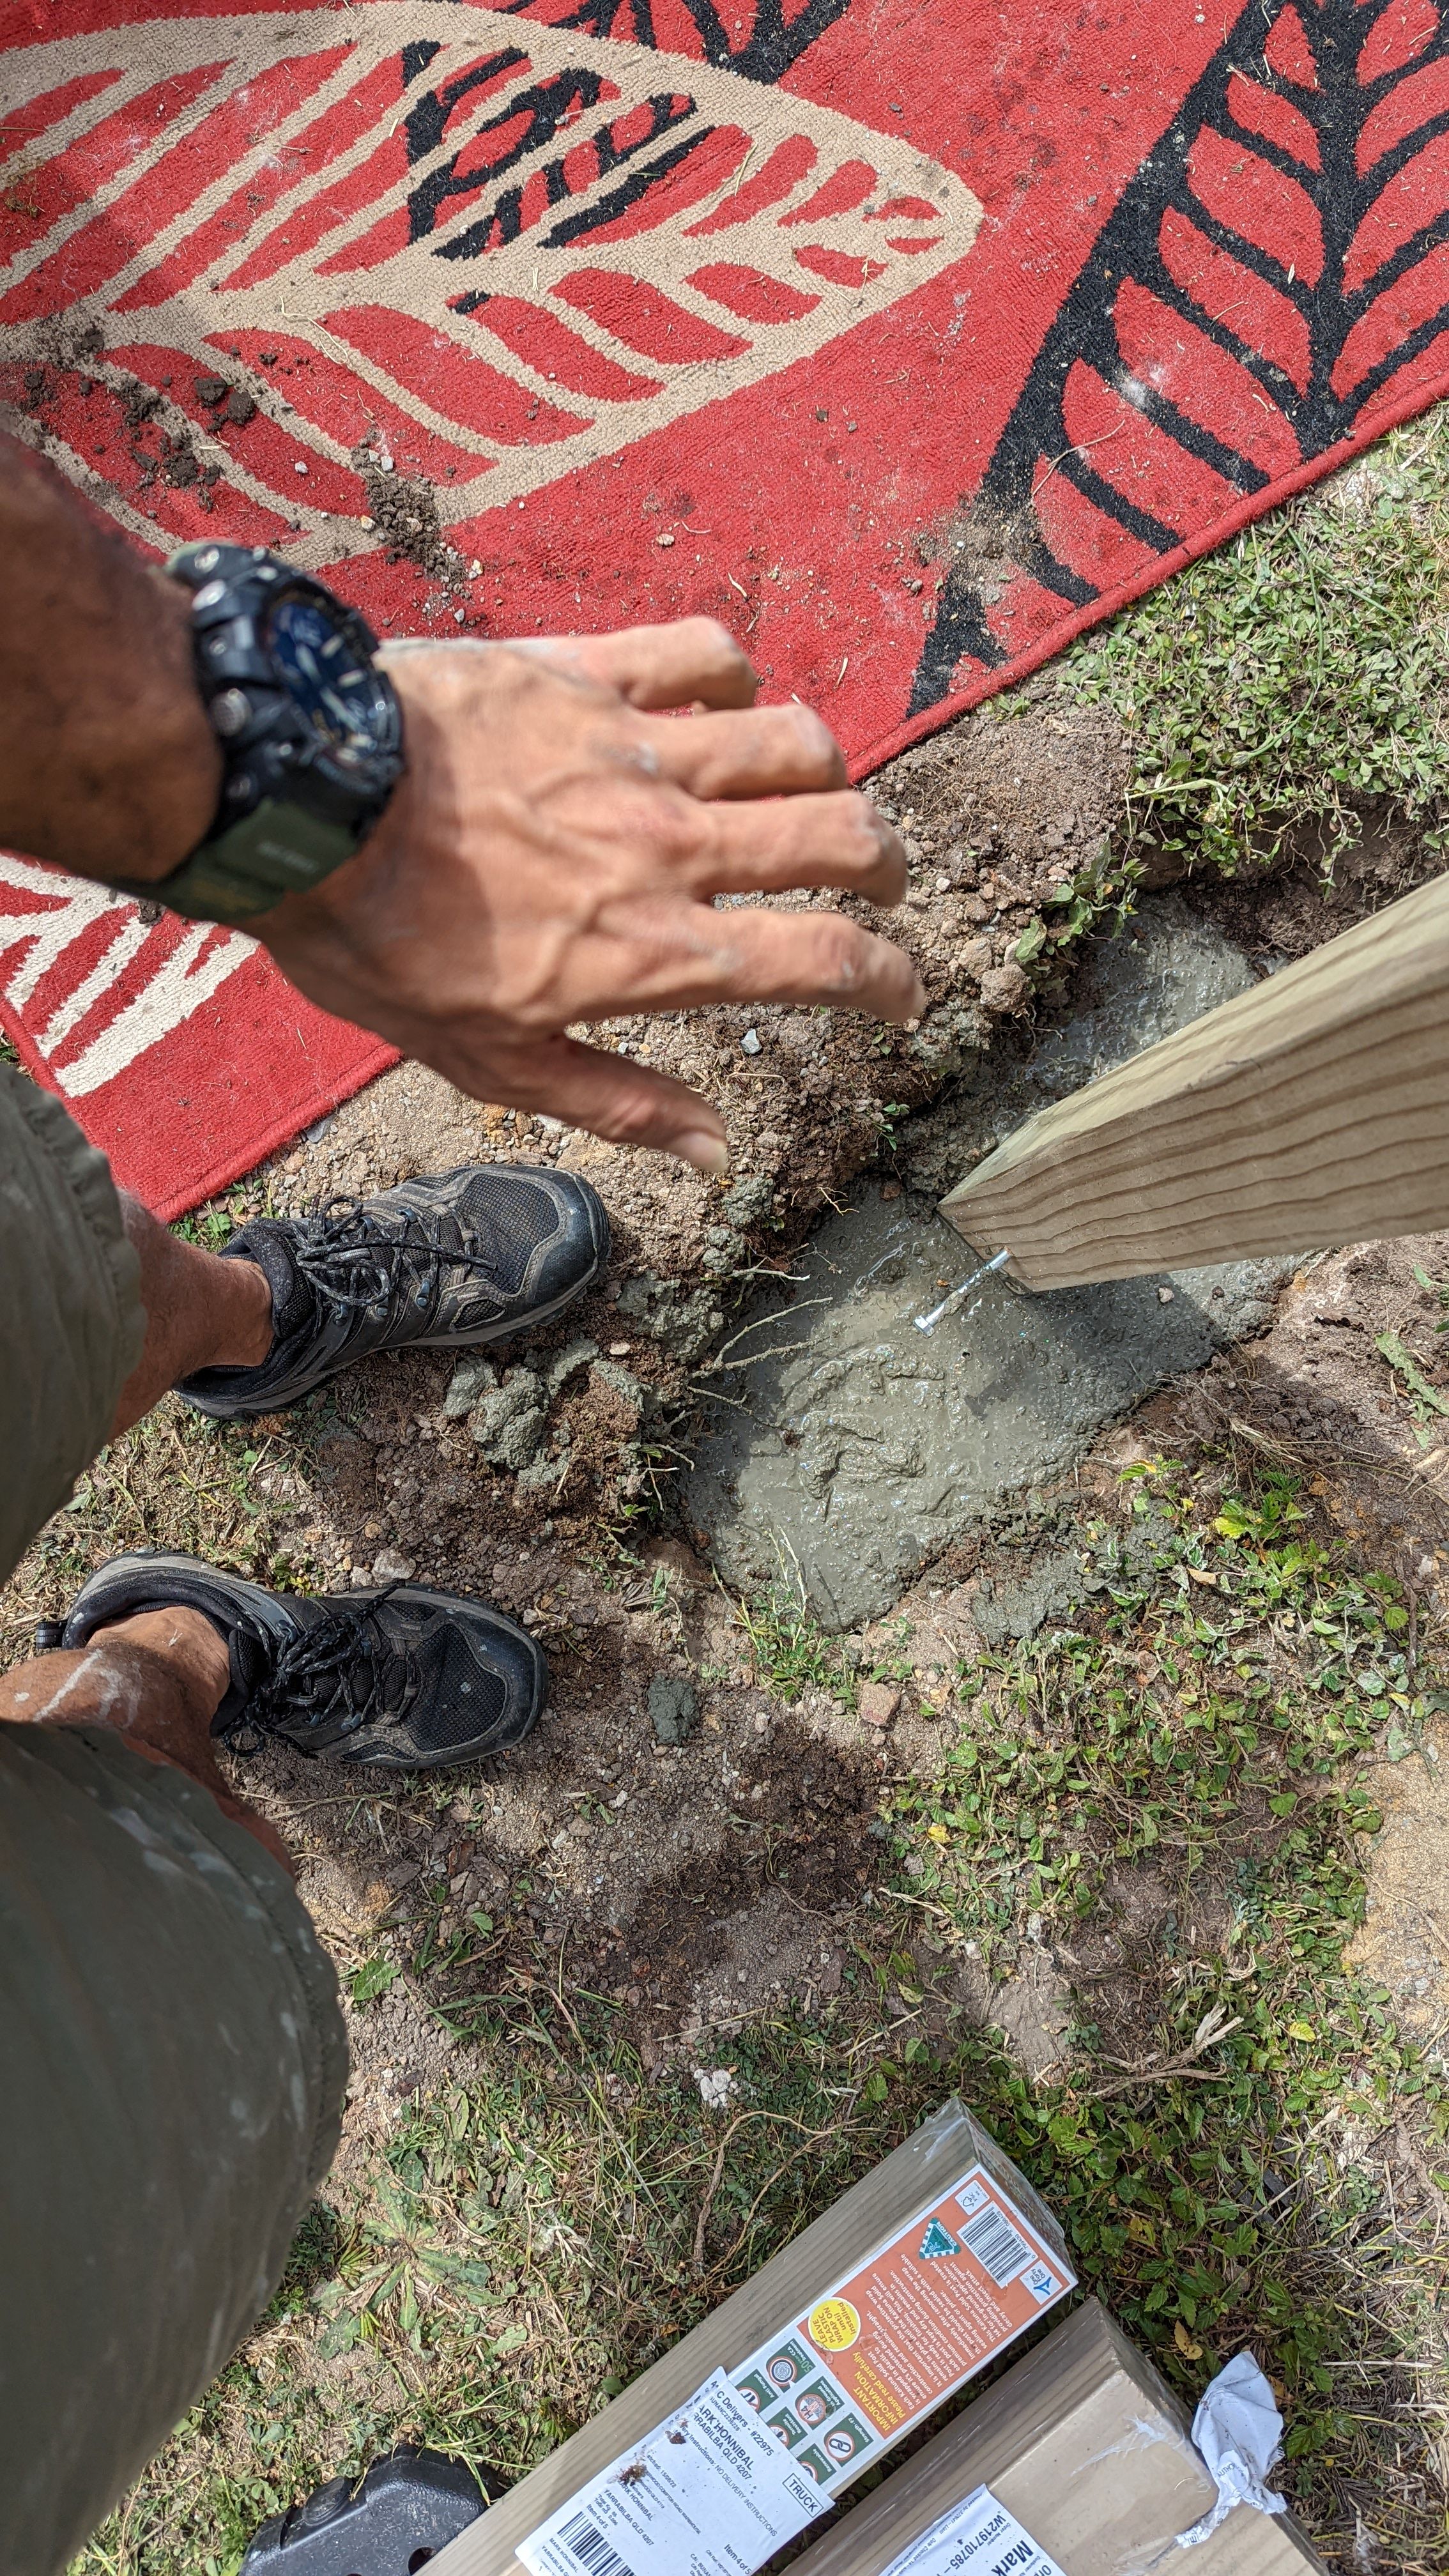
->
xmin=694 ymin=2064 xmax=736 ymax=2109
xmin=610 ymin=1341 xmax=631 ymax=1357
xmin=904 ymin=1854 xmax=926 ymax=1876
xmin=859 ymin=1683 xmax=900 ymax=1728
xmin=740 ymin=1028 xmax=762 ymax=1055
xmin=372 ymin=1548 xmax=415 ymax=1584
xmin=979 ymin=961 xmax=1031 ymax=1013
xmin=656 ymin=531 xmax=675 ymax=548
xmin=293 ymin=459 xmax=309 ymax=475
xmin=1158 ymin=1285 xmax=1176 ymax=1305
xmin=358 ymin=514 xmax=376 ymax=528
xmin=648 ymin=1675 xmax=699 ymax=1744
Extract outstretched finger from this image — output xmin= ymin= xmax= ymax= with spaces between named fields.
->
xmin=636 ymin=701 xmax=846 ymax=800
xmin=440 ymin=1033 xmax=731 ymax=1171
xmin=696 ymin=790 xmax=908 ymax=907
xmin=672 ymin=903 xmax=925 ymax=1022
xmin=508 ymin=620 xmax=757 ymax=709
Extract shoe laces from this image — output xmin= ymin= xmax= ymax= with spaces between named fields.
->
xmin=289 ymin=1199 xmax=505 ymax=1322
xmin=222 ymin=1588 xmax=420 ymax=1753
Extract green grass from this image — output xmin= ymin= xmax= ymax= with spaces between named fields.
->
xmin=72 ymin=1457 xmax=1449 ymax=2575
xmin=0 ymin=1390 xmax=342 ymax=1672
xmin=885 ymin=1466 xmax=1447 ymax=2473
xmin=998 ymin=410 xmax=1449 ymax=977
xmin=1064 ymin=410 xmax=1449 ymax=884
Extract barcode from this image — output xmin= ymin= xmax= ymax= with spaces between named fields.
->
xmin=959 ymin=2202 xmax=1032 ymax=2286
xmin=560 ymin=2513 xmax=638 ymax=2576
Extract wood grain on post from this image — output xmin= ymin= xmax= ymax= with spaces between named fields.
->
xmin=940 ymin=872 xmax=1449 ymax=1291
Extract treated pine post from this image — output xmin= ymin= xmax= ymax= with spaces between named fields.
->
xmin=939 ymin=871 xmax=1449 ymax=1292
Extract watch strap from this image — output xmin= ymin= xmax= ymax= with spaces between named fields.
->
xmin=106 ymin=798 xmax=361 ymax=926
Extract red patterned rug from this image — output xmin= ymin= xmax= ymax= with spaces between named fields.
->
xmin=4 ymin=0 xmax=1449 ymax=1215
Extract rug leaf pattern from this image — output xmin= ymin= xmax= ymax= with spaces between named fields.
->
xmin=912 ymin=0 xmax=1449 ymax=709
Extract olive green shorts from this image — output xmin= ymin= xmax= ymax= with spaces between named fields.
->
xmin=0 ymin=1062 xmax=144 ymax=1590
xmin=0 ymin=1071 xmax=348 ymax=2575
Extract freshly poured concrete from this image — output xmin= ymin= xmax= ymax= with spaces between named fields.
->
xmin=686 ymin=901 xmax=1290 ymax=1629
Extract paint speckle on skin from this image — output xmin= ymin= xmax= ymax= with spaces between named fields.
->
xmin=32 ymin=1646 xmax=144 ymax=1729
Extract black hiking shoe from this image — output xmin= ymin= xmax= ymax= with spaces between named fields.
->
xmin=52 ymin=1551 xmax=546 ymax=1768
xmin=180 ymin=1163 xmax=609 ymax=1420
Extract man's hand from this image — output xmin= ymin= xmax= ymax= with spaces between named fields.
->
xmin=257 ymin=622 xmax=922 ymax=1170
xmin=0 ymin=438 xmax=920 ymax=1168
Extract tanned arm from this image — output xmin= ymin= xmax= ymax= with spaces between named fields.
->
xmin=1 ymin=443 xmax=220 ymax=884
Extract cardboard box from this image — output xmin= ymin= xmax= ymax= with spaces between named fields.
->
xmin=783 ymin=2299 xmax=1327 ymax=2576
xmin=428 ymin=2099 xmax=1074 ymax=2576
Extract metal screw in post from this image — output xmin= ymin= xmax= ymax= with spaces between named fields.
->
xmin=914 ymin=1244 xmax=1012 ymax=1333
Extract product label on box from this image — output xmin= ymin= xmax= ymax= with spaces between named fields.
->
xmin=519 ymin=2162 xmax=1073 ymax=2576
xmin=517 ymin=2373 xmax=832 ymax=2576
xmin=728 ymin=2163 xmax=1073 ymax=2496
xmin=878 ymin=2486 xmax=1067 ymax=2576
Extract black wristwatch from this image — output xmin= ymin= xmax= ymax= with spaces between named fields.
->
xmin=109 ymin=543 xmax=404 ymax=925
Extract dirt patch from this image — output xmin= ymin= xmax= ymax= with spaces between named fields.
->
xmin=951 ymin=1938 xmax=1072 ymax=2080
xmin=1347 ymin=1717 xmax=1449 ymax=2048
xmin=235 ymin=1533 xmax=899 ymax=2103
xmin=1133 ymin=1232 xmax=1449 ymax=1568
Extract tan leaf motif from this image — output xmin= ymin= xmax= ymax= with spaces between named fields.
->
xmin=1 ymin=8 xmax=981 ymax=560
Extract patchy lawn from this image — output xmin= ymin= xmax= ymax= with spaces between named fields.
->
xmin=20 ymin=1388 xmax=1447 ymax=2576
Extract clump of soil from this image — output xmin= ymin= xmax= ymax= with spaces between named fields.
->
xmin=354 ymin=436 xmax=463 ymax=585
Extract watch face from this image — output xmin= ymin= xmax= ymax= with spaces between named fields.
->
xmin=265 ymin=591 xmax=395 ymax=760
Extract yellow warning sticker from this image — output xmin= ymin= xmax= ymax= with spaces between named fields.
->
xmin=806 ymin=2297 xmax=861 ymax=2352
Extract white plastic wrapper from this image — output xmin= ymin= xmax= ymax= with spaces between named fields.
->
xmin=1174 ymin=2351 xmax=1289 ymax=2549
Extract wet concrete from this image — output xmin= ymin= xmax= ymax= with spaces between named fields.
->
xmin=685 ymin=900 xmax=1292 ymax=1629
